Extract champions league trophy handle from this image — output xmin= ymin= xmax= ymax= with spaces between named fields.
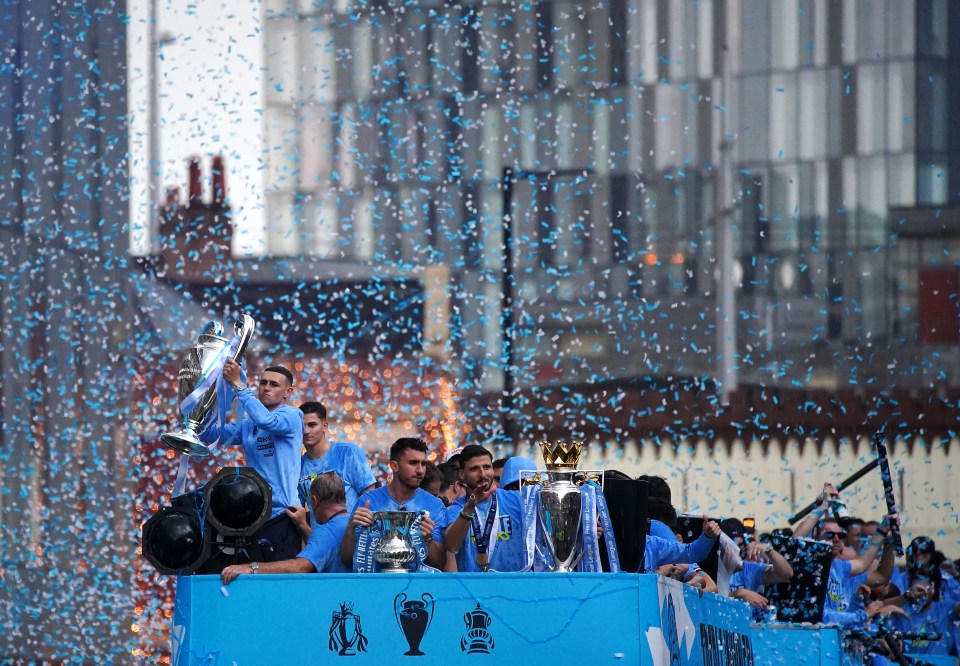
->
xmin=160 ymin=314 xmax=256 ymax=459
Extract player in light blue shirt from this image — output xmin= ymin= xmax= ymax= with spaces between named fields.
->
xmin=201 ymin=361 xmax=303 ymax=560
xmin=339 ymin=437 xmax=448 ymax=570
xmin=220 ymin=472 xmax=351 ymax=583
xmin=291 ymin=401 xmax=375 ymax=537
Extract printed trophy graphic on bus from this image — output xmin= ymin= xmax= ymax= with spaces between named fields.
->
xmin=394 ymin=592 xmax=434 ymax=656
xmin=373 ymin=511 xmax=418 ymax=573
xmin=328 ymin=601 xmax=368 ymax=656
xmin=160 ymin=314 xmax=255 ymax=458
xmin=460 ymin=603 xmax=495 ymax=654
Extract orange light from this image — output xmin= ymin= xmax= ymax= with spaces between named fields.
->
xmin=670 ymin=252 xmax=685 ymax=264
xmin=643 ymin=253 xmax=658 ymax=266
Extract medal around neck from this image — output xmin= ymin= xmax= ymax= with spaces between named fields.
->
xmin=161 ymin=314 xmax=256 ymax=458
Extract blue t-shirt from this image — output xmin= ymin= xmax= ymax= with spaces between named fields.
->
xmin=354 ymin=485 xmax=446 ymax=517
xmin=297 ymin=513 xmax=350 ymax=573
xmin=200 ymin=390 xmax=303 ymax=518
xmin=298 ymin=442 xmax=375 ymax=525
xmin=729 ymin=560 xmax=767 ymax=594
xmin=825 ymin=557 xmax=854 ymax=613
xmin=433 ymin=491 xmax=526 ymax=572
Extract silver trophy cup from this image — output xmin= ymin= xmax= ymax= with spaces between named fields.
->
xmin=538 ymin=470 xmax=583 ymax=572
xmin=374 ymin=511 xmax=418 ymax=573
xmin=160 ymin=314 xmax=255 ymax=458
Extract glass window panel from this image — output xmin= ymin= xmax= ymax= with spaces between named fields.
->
xmin=825 ymin=67 xmax=844 ymax=158
xmin=351 ymin=190 xmax=375 ymax=260
xmin=740 ymin=0 xmax=769 ymax=74
xmin=399 ymin=12 xmax=431 ymax=95
xmin=513 ymin=3 xmax=538 ymax=92
xmin=886 ymin=0 xmax=915 ymax=57
xmin=696 ymin=0 xmax=714 ymax=79
xmin=917 ymin=62 xmax=947 ymax=152
xmin=479 ymin=184 xmax=504 ymax=271
xmin=307 ymin=194 xmax=339 ymax=257
xmin=919 ymin=0 xmax=948 ymax=57
xmin=336 ymin=102 xmax=359 ymax=190
xmin=554 ymin=1 xmax=590 ymax=90
xmin=432 ymin=9 xmax=462 ymax=93
xmin=266 ymin=109 xmax=298 ymax=192
xmin=811 ymin=0 xmax=829 ymax=67
xmin=739 ymin=75 xmax=769 ymax=162
xmin=633 ymin=0 xmax=658 ymax=85
xmin=841 ymin=0 xmax=857 ymax=64
xmin=917 ymin=156 xmax=948 ymax=205
xmin=799 ymin=70 xmax=827 ymax=160
xmin=769 ymin=73 xmax=797 ymax=160
xmin=857 ymin=157 xmax=887 ymax=245
xmin=886 ymin=62 xmax=915 ymax=153
xmin=665 ymin=1 xmax=691 ymax=81
xmin=856 ymin=64 xmax=886 ymax=154
xmin=841 ymin=156 xmax=859 ymax=245
xmin=481 ymin=101 xmax=503 ymax=181
xmin=856 ymin=0 xmax=886 ymax=61
xmin=654 ymin=85 xmax=684 ymax=171
xmin=770 ymin=0 xmax=799 ymax=70
xmin=300 ymin=102 xmax=334 ymax=190
xmin=519 ymin=99 xmax=538 ymax=170
xmin=266 ymin=191 xmax=300 ymax=255
xmin=593 ymin=100 xmax=610 ymax=176
xmin=265 ymin=18 xmax=299 ymax=105
xmin=886 ymin=154 xmax=915 ymax=208
xmin=302 ymin=19 xmax=336 ymax=102
xmin=769 ymin=165 xmax=799 ymax=252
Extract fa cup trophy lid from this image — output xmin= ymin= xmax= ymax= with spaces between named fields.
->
xmin=538 ymin=440 xmax=584 ymax=471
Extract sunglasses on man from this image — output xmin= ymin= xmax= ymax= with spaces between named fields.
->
xmin=822 ymin=530 xmax=848 ymax=540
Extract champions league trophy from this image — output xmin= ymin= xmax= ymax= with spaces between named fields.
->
xmin=521 ymin=440 xmax=618 ymax=572
xmin=373 ymin=511 xmax=418 ymax=573
xmin=160 ymin=314 xmax=256 ymax=459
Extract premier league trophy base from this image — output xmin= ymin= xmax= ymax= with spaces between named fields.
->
xmin=171 ymin=573 xmax=864 ymax=666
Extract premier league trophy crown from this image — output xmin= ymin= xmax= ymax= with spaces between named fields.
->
xmin=160 ymin=314 xmax=256 ymax=459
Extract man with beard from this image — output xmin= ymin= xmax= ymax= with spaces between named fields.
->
xmin=339 ymin=437 xmax=447 ymax=569
xmin=434 ymin=445 xmax=527 ymax=572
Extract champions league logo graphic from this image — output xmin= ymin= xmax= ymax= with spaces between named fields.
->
xmin=460 ymin=603 xmax=495 ymax=654
xmin=329 ymin=602 xmax=369 ymax=656
xmin=394 ymin=592 xmax=434 ymax=656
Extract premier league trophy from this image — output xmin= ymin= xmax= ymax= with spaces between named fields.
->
xmin=160 ymin=314 xmax=256 ymax=458
xmin=373 ymin=511 xmax=418 ymax=573
xmin=521 ymin=440 xmax=619 ymax=572
xmin=533 ymin=440 xmax=585 ymax=571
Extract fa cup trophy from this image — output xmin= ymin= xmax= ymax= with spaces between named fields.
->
xmin=373 ymin=511 xmax=418 ymax=573
xmin=160 ymin=314 xmax=255 ymax=458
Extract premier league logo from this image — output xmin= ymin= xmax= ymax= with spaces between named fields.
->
xmin=460 ymin=603 xmax=495 ymax=654
xmin=329 ymin=602 xmax=368 ymax=656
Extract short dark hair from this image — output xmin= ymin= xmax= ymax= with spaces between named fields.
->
xmin=420 ymin=461 xmax=443 ymax=491
xmin=438 ymin=462 xmax=460 ymax=492
xmin=264 ymin=365 xmax=294 ymax=385
xmin=636 ymin=474 xmax=672 ymax=503
xmin=492 ymin=457 xmax=508 ymax=470
xmin=300 ymin=401 xmax=327 ymax=419
xmin=390 ymin=437 xmax=427 ymax=460
xmin=310 ymin=472 xmax=346 ymax=506
xmin=459 ymin=444 xmax=492 ymax=468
